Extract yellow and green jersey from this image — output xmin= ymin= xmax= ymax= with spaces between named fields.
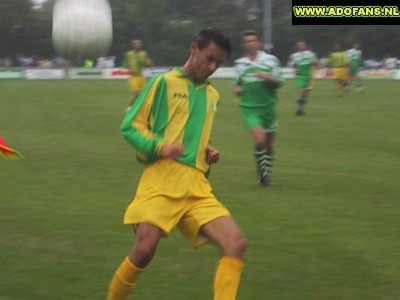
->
xmin=122 ymin=50 xmax=150 ymax=75
xmin=328 ymin=51 xmax=348 ymax=68
xmin=121 ymin=67 xmax=219 ymax=174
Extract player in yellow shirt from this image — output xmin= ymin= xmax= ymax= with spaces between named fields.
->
xmin=327 ymin=43 xmax=349 ymax=97
xmin=123 ymin=38 xmax=153 ymax=111
xmin=107 ymin=29 xmax=246 ymax=300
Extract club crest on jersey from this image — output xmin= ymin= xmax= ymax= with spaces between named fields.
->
xmin=211 ymin=100 xmax=217 ymax=112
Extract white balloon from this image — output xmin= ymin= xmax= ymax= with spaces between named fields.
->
xmin=52 ymin=0 xmax=113 ymax=58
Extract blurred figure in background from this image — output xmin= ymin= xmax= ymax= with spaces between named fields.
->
xmin=123 ymin=38 xmax=153 ymax=112
xmin=346 ymin=43 xmax=364 ymax=93
xmin=287 ymin=40 xmax=317 ymax=116
xmin=234 ymin=30 xmax=284 ymax=186
xmin=327 ymin=43 xmax=349 ymax=97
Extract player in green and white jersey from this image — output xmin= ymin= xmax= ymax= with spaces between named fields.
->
xmin=234 ymin=30 xmax=284 ymax=186
xmin=287 ymin=41 xmax=317 ymax=116
xmin=346 ymin=43 xmax=363 ymax=93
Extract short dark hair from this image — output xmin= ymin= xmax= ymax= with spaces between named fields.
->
xmin=242 ymin=30 xmax=259 ymax=39
xmin=195 ymin=28 xmax=232 ymax=55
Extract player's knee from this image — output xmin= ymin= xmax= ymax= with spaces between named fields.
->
xmin=236 ymin=235 xmax=248 ymax=256
xmin=255 ymin=140 xmax=267 ymax=150
xmin=227 ymin=234 xmax=248 ymax=258
xmin=131 ymin=243 xmax=157 ymax=267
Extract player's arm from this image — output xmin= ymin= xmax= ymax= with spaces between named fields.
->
xmin=233 ymin=62 xmax=243 ymax=96
xmin=287 ymin=54 xmax=300 ymax=75
xmin=234 ymin=84 xmax=242 ymax=97
xmin=254 ymin=71 xmax=278 ymax=88
xmin=255 ymin=58 xmax=284 ymax=89
xmin=121 ymin=75 xmax=166 ymax=161
xmin=287 ymin=53 xmax=295 ymax=68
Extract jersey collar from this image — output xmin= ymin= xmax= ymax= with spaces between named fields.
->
xmin=174 ymin=67 xmax=209 ymax=86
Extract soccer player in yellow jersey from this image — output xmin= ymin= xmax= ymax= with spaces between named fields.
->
xmin=107 ymin=29 xmax=247 ymax=300
xmin=123 ymin=38 xmax=153 ymax=111
xmin=327 ymin=43 xmax=349 ymax=97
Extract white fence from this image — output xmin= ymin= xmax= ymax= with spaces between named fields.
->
xmin=1 ymin=67 xmax=399 ymax=80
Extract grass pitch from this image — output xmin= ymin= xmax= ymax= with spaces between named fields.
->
xmin=0 ymin=78 xmax=399 ymax=299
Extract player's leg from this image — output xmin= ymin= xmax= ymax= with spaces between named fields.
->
xmin=252 ymin=110 xmax=277 ymax=186
xmin=347 ymin=68 xmax=355 ymax=90
xmin=250 ymin=126 xmax=270 ymax=184
xmin=126 ymin=76 xmax=143 ymax=111
xmin=240 ymin=107 xmax=269 ymax=185
xmin=354 ymin=69 xmax=363 ymax=93
xmin=108 ymin=160 xmax=192 ymax=299
xmin=261 ymin=117 xmax=277 ymax=186
xmin=128 ymin=91 xmax=140 ymax=107
xmin=201 ymin=216 xmax=247 ymax=300
xmin=296 ymin=88 xmax=308 ymax=116
xmin=265 ymin=130 xmax=275 ymax=180
xmin=295 ymin=76 xmax=309 ymax=116
xmin=333 ymin=69 xmax=343 ymax=96
xmin=343 ymin=68 xmax=351 ymax=92
xmin=342 ymin=68 xmax=349 ymax=95
xmin=107 ymin=223 xmax=162 ymax=300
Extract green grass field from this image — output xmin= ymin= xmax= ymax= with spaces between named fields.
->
xmin=1 ymin=78 xmax=399 ymax=300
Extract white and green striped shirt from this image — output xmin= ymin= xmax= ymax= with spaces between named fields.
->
xmin=234 ymin=51 xmax=284 ymax=108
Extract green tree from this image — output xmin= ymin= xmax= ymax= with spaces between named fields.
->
xmin=0 ymin=0 xmax=35 ymax=57
xmin=1 ymin=0 xmax=400 ymax=67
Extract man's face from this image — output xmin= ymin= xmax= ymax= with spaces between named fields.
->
xmin=131 ymin=40 xmax=142 ymax=50
xmin=242 ymin=35 xmax=260 ymax=54
xmin=191 ymin=42 xmax=228 ymax=82
xmin=297 ymin=42 xmax=306 ymax=52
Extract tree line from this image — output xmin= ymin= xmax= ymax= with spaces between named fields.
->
xmin=0 ymin=0 xmax=399 ymax=66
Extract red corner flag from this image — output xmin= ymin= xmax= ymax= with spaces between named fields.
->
xmin=0 ymin=136 xmax=24 ymax=160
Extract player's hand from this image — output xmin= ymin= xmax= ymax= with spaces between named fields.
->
xmin=234 ymin=85 xmax=242 ymax=97
xmin=206 ymin=146 xmax=220 ymax=164
xmin=159 ymin=144 xmax=184 ymax=160
xmin=255 ymin=71 xmax=279 ymax=88
xmin=254 ymin=71 xmax=272 ymax=81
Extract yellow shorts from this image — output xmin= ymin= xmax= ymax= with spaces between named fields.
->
xmin=333 ymin=68 xmax=348 ymax=81
xmin=128 ymin=75 xmax=146 ymax=92
xmin=124 ymin=159 xmax=231 ymax=247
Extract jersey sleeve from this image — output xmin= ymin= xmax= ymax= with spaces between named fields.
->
xmin=233 ymin=60 xmax=242 ymax=84
xmin=287 ymin=54 xmax=294 ymax=68
xmin=121 ymin=75 xmax=165 ymax=162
